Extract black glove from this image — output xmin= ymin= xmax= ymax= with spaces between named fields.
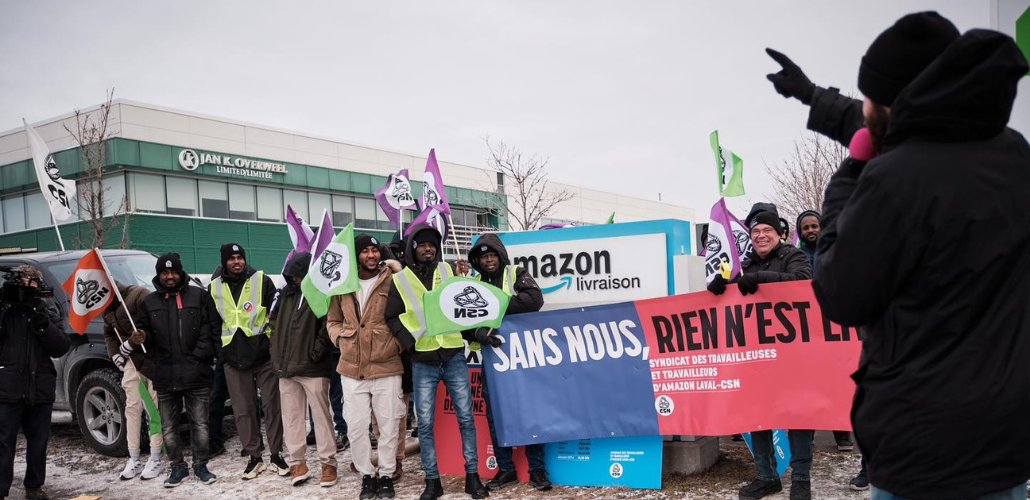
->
xmin=474 ymin=328 xmax=503 ymax=348
xmin=30 ymin=309 xmax=50 ymax=333
xmin=707 ymin=275 xmax=728 ymax=295
xmin=737 ymin=273 xmax=760 ymax=295
xmin=836 ymin=157 xmax=869 ymax=180
xmin=766 ymin=48 xmax=815 ymax=105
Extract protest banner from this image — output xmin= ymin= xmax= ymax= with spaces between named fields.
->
xmin=483 ymin=280 xmax=860 ymax=446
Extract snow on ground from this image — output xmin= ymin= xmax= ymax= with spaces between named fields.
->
xmin=14 ymin=422 xmax=871 ymax=500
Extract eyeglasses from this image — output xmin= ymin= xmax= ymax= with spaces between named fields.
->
xmin=751 ymin=228 xmax=778 ymax=237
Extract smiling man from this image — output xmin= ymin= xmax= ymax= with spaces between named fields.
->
xmin=795 ymin=211 xmax=821 ymax=267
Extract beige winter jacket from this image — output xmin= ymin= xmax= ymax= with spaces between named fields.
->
xmin=327 ymin=260 xmax=404 ymax=380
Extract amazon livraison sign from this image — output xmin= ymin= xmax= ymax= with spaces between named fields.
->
xmin=504 ymin=233 xmax=668 ymax=310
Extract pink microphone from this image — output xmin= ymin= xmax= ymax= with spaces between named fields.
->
xmin=849 ymin=128 xmax=878 ymax=161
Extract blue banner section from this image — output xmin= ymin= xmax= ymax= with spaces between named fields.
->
xmin=544 ymin=435 xmax=664 ymax=490
xmin=483 ymin=302 xmax=659 ymax=446
xmin=742 ymin=430 xmax=793 ymax=477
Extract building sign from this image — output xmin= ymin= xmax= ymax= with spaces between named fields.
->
xmin=177 ymin=148 xmax=289 ymax=180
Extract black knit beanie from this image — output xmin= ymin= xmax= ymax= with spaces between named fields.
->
xmin=220 ymin=243 xmax=246 ymax=268
xmin=355 ymin=234 xmax=380 ymax=253
xmin=858 ymin=11 xmax=960 ymax=106
xmin=156 ymin=252 xmax=184 ymax=276
xmin=749 ymin=211 xmax=781 ymax=232
xmin=411 ymin=227 xmax=440 ymax=251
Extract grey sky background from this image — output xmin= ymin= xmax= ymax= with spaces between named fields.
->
xmin=1 ymin=1 xmax=1022 ymax=221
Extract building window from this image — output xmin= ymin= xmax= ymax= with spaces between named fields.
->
xmin=376 ymin=203 xmax=393 ymax=230
xmin=283 ymin=189 xmax=308 ymax=223
xmin=332 ymin=195 xmax=353 ymax=226
xmin=3 ymin=195 xmax=25 ymax=233
xmin=355 ymin=198 xmax=376 ymax=229
xmin=309 ymin=192 xmax=331 ymax=223
xmin=78 ymin=174 xmax=127 ymax=218
xmin=25 ymin=192 xmax=50 ymax=230
xmin=166 ymin=177 xmax=198 ymax=216
xmin=131 ymin=173 xmax=167 ymax=214
xmin=199 ymin=180 xmax=229 ymax=219
xmin=256 ymin=187 xmax=282 ymax=222
xmin=228 ymin=184 xmax=256 ymax=221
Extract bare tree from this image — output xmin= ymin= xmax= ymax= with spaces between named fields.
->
xmin=765 ymin=132 xmax=847 ymax=232
xmin=484 ymin=137 xmax=574 ymax=231
xmin=65 ymin=89 xmax=132 ymax=249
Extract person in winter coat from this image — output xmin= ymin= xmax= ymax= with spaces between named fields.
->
xmin=269 ymin=252 xmax=337 ymax=488
xmin=209 ymin=243 xmax=287 ymax=479
xmin=385 ymin=225 xmax=486 ymax=500
xmin=0 ymin=265 xmax=70 ymax=500
xmin=795 ymin=211 xmax=820 ymax=268
xmin=466 ymin=234 xmax=551 ymax=492
xmin=102 ymin=282 xmax=164 ymax=480
xmin=709 ymin=209 xmax=814 ymax=500
xmin=814 ymin=12 xmax=1030 ymax=500
xmin=132 ymin=253 xmax=219 ymax=487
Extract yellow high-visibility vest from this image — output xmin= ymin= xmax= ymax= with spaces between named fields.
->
xmin=211 ymin=271 xmax=269 ymax=347
xmin=393 ymin=262 xmax=466 ymax=352
xmin=474 ymin=265 xmax=519 ymax=296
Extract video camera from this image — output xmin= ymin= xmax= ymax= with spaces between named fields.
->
xmin=0 ymin=267 xmax=52 ymax=310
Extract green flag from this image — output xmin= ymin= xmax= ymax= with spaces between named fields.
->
xmin=711 ymin=130 xmax=745 ymax=197
xmin=301 ymin=223 xmax=360 ymax=318
xmin=423 ymin=276 xmax=511 ymax=337
xmin=605 ymin=212 xmax=615 ymax=224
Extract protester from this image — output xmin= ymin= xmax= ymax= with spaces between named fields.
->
xmin=0 ymin=266 xmax=70 ymax=500
xmin=210 ymin=243 xmax=287 ymax=479
xmin=465 ymin=234 xmax=550 ymax=491
xmin=795 ymin=211 xmax=820 ymax=267
xmin=813 ymin=12 xmax=1030 ymax=500
xmin=132 ymin=253 xmax=218 ymax=487
xmin=102 ymin=282 xmax=165 ymax=480
xmin=329 ymin=234 xmax=405 ymax=499
xmin=386 ymin=225 xmax=486 ymax=500
xmin=709 ymin=208 xmax=814 ymax=500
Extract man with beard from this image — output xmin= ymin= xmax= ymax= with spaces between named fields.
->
xmin=814 ymin=12 xmax=1030 ymax=500
xmin=795 ymin=211 xmax=820 ymax=267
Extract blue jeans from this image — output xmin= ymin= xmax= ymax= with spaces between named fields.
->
xmin=751 ymin=429 xmax=813 ymax=481
xmin=871 ymin=483 xmax=1027 ymax=500
xmin=413 ymin=355 xmax=478 ymax=479
xmin=481 ymin=368 xmax=545 ymax=472
xmin=158 ymin=386 xmax=210 ymax=468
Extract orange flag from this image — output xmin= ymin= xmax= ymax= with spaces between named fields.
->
xmin=61 ymin=249 xmax=115 ymax=334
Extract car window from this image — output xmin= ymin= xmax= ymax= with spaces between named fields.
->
xmin=45 ymin=254 xmax=158 ymax=292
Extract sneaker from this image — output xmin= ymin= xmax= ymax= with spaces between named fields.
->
xmin=119 ymin=457 xmax=144 ymax=480
xmin=194 ymin=463 xmax=217 ymax=485
xmin=486 ymin=469 xmax=517 ymax=490
xmin=164 ymin=464 xmax=189 ymax=488
xmin=738 ymin=478 xmax=782 ymax=500
xmin=290 ymin=464 xmax=310 ymax=486
xmin=336 ymin=431 xmax=350 ymax=452
xmin=24 ymin=488 xmax=48 ymax=500
xmin=529 ymin=468 xmax=552 ymax=491
xmin=270 ymin=453 xmax=290 ymax=476
xmin=242 ymin=456 xmax=265 ymax=480
xmin=836 ymin=439 xmax=855 ymax=451
xmin=360 ymin=474 xmax=379 ymax=500
xmin=849 ymin=469 xmax=869 ymax=491
xmin=391 ymin=460 xmax=403 ymax=481
xmin=320 ymin=464 xmax=338 ymax=487
xmin=141 ymin=455 xmax=165 ymax=480
xmin=378 ymin=475 xmax=396 ymax=498
xmin=369 ymin=428 xmax=378 ymax=449
xmin=790 ymin=480 xmax=811 ymax=500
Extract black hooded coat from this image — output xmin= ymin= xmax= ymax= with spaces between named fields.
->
xmin=467 ymin=233 xmax=543 ymax=315
xmin=814 ymin=31 xmax=1030 ymax=499
xmin=269 ymin=253 xmax=333 ymax=379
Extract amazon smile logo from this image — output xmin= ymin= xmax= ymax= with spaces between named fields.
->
xmin=513 ymin=250 xmax=642 ymax=294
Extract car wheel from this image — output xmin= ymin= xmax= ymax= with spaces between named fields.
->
xmin=75 ymin=368 xmax=128 ymax=457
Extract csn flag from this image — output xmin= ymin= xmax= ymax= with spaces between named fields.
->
xmin=301 ymin=223 xmax=360 ymax=318
xmin=282 ymin=204 xmax=315 ymax=272
xmin=700 ymin=198 xmax=747 ymax=284
xmin=711 ymin=130 xmax=745 ymax=197
xmin=423 ymin=277 xmax=510 ymax=336
xmin=24 ymin=120 xmax=76 ymax=221
xmin=375 ymin=169 xmax=417 ymax=228
xmin=61 ymin=249 xmax=115 ymax=334
xmin=420 ymin=148 xmax=451 ymax=216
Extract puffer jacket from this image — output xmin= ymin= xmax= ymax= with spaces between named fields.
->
xmin=329 ymin=260 xmax=404 ymax=380
xmin=211 ymin=265 xmax=276 ymax=370
xmin=0 ymin=295 xmax=70 ymax=404
xmin=468 ymin=233 xmax=543 ymax=314
xmin=102 ymin=283 xmax=150 ymax=372
xmin=269 ymin=254 xmax=333 ymax=379
xmin=137 ymin=272 xmax=218 ymax=392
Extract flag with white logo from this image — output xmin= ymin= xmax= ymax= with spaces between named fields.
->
xmin=700 ymin=198 xmax=749 ymax=284
xmin=61 ymin=249 xmax=116 ymax=334
xmin=375 ymin=169 xmax=417 ymax=228
xmin=420 ymin=149 xmax=451 ymax=216
xmin=24 ymin=120 xmax=76 ymax=221
xmin=710 ymin=130 xmax=745 ymax=197
xmin=301 ymin=223 xmax=360 ymax=318
xmin=283 ymin=204 xmax=316 ymax=272
xmin=423 ymin=277 xmax=510 ymax=337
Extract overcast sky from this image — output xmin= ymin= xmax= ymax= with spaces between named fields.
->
xmin=1 ymin=1 xmax=1023 ymax=219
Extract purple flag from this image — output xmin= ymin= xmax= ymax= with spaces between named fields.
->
xmin=311 ymin=209 xmax=335 ymax=260
xmin=286 ymin=205 xmax=315 ymax=253
xmin=375 ymin=169 xmax=417 ymax=228
xmin=406 ymin=205 xmax=450 ymax=242
xmin=419 ymin=149 xmax=451 ymax=216
xmin=700 ymin=198 xmax=746 ymax=283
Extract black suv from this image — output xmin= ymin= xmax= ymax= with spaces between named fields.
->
xmin=0 ymin=250 xmax=158 ymax=457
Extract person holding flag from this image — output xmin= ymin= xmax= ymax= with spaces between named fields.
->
xmin=385 ymin=225 xmax=485 ymax=500
xmin=210 ymin=243 xmax=287 ymax=480
xmin=102 ymin=281 xmax=165 ymax=481
xmin=327 ymin=234 xmax=404 ymax=499
xmin=465 ymin=234 xmax=550 ymax=492
xmin=0 ymin=265 xmax=69 ymax=500
xmin=132 ymin=253 xmax=219 ymax=487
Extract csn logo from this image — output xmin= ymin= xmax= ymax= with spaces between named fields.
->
xmin=453 ymin=286 xmax=489 ymax=318
xmin=654 ymin=395 xmax=675 ymax=417
xmin=609 ymin=463 xmax=624 ymax=479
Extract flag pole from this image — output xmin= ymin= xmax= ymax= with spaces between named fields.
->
xmin=50 ymin=211 xmax=65 ymax=251
xmin=446 ymin=213 xmax=463 ymax=262
xmin=95 ymin=248 xmax=146 ymax=353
